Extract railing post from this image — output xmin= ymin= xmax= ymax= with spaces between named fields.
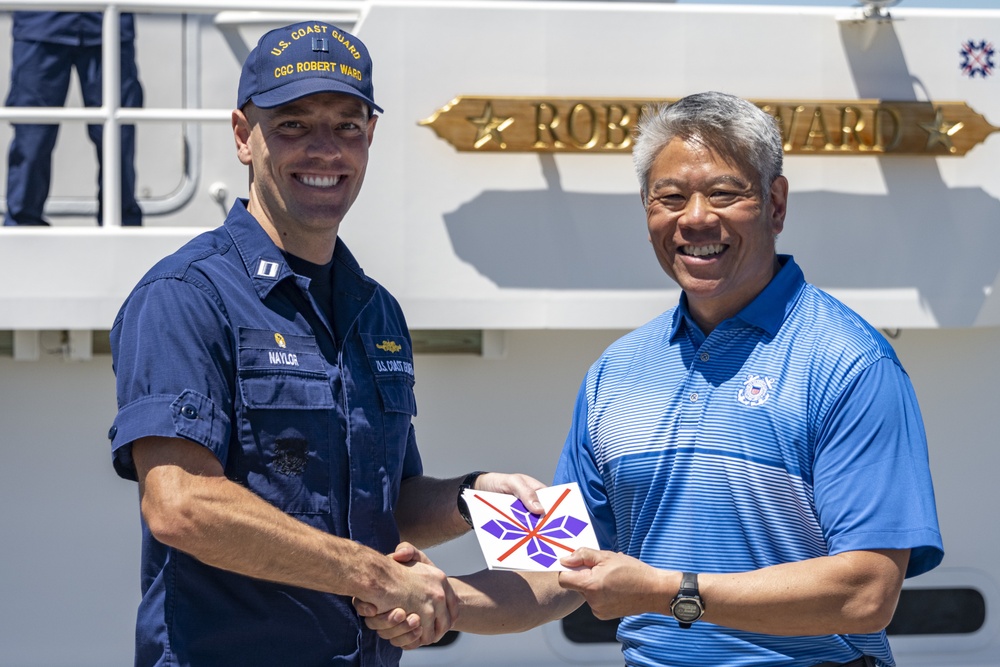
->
xmin=102 ymin=5 xmax=122 ymax=227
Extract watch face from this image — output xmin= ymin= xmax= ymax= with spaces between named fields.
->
xmin=673 ymin=599 xmax=702 ymax=622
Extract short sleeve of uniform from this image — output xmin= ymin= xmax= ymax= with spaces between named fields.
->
xmin=813 ymin=357 xmax=943 ymax=578
xmin=109 ymin=276 xmax=234 ymax=481
xmin=401 ymin=422 xmax=423 ymax=480
xmin=553 ymin=378 xmax=617 ymax=551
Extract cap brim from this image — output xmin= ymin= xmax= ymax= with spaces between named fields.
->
xmin=249 ymin=79 xmax=383 ymax=113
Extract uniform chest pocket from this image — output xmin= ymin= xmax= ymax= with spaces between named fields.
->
xmin=361 ymin=333 xmax=418 ymax=495
xmin=236 ymin=328 xmax=335 ymax=516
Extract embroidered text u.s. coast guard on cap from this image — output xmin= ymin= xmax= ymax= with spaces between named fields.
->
xmin=237 ymin=21 xmax=383 ymax=113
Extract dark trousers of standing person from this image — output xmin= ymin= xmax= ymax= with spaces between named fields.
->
xmin=4 ymin=38 xmax=143 ymax=226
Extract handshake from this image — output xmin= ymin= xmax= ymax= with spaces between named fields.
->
xmin=352 ymin=541 xmax=468 ymax=650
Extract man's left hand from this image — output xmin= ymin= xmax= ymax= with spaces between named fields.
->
xmin=557 ymin=548 xmax=669 ymax=620
xmin=473 ymin=472 xmax=546 ymax=515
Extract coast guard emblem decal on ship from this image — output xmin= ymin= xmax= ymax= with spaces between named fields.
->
xmin=738 ymin=375 xmax=775 ymax=407
xmin=960 ymin=40 xmax=995 ymax=78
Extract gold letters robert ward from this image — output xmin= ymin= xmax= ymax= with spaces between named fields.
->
xmin=420 ymin=96 xmax=999 ymax=156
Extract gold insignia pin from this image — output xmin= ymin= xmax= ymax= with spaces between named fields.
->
xmin=274 ymin=333 xmax=286 ymax=348
xmin=376 ymin=340 xmax=402 ymax=353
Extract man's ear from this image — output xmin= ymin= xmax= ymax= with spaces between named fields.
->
xmin=233 ymin=108 xmax=253 ymax=166
xmin=366 ymin=113 xmax=378 ymax=147
xmin=769 ymin=175 xmax=789 ymax=236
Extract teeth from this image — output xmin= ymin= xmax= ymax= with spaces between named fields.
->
xmin=683 ymin=244 xmax=725 ymax=257
xmin=298 ymin=174 xmax=340 ymax=188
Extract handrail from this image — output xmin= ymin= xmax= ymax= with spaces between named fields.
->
xmin=0 ymin=0 xmax=366 ymax=226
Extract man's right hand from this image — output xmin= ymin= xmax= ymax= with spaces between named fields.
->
xmin=358 ymin=542 xmax=452 ymax=649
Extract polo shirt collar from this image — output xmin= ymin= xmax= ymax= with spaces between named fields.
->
xmin=669 ymin=254 xmax=805 ymax=341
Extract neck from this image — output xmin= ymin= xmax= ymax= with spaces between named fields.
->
xmin=246 ymin=196 xmax=338 ymax=265
xmin=687 ymin=256 xmax=782 ymax=334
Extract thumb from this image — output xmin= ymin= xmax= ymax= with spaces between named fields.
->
xmin=561 ymin=547 xmax=599 ymax=569
xmin=390 ymin=542 xmax=420 ymax=564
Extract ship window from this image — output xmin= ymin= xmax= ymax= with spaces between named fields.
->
xmin=561 ymin=603 xmax=620 ymax=643
xmin=886 ymin=587 xmax=986 ymax=635
xmin=557 ymin=588 xmax=986 ymax=644
xmin=419 ymin=630 xmax=460 ymax=648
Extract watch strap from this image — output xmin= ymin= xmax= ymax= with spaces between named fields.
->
xmin=456 ymin=471 xmax=487 ymax=527
xmin=679 ymin=571 xmax=699 ymax=596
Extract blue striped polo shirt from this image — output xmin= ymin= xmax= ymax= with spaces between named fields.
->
xmin=554 ymin=255 xmax=943 ymax=667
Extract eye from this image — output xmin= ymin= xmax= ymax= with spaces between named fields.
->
xmin=653 ymin=193 xmax=686 ymax=210
xmin=337 ymin=120 xmax=367 ymax=135
xmin=708 ymin=191 xmax=739 ymax=204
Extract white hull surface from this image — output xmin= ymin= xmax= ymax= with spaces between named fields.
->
xmin=1 ymin=2 xmax=998 ymax=665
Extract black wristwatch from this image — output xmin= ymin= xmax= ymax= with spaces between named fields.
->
xmin=670 ymin=572 xmax=705 ymax=628
xmin=456 ymin=471 xmax=487 ymax=527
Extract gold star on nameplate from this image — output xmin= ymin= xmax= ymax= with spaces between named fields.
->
xmin=919 ymin=107 xmax=965 ymax=153
xmin=467 ymin=102 xmax=514 ymax=149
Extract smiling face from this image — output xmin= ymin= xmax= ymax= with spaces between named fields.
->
xmin=233 ymin=93 xmax=376 ymax=263
xmin=645 ymin=137 xmax=788 ymax=332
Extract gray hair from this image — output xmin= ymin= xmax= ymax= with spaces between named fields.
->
xmin=633 ymin=91 xmax=783 ymax=202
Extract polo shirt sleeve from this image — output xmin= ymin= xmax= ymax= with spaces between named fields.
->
xmin=109 ymin=276 xmax=234 ymax=481
xmin=813 ymin=357 xmax=944 ymax=578
xmin=553 ymin=378 xmax=617 ymax=551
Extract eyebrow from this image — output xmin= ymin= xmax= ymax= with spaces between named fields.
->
xmin=268 ymin=100 xmax=367 ymax=123
xmin=649 ymin=174 xmax=751 ymax=192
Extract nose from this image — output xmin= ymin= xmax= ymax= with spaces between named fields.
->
xmin=305 ymin=125 xmax=342 ymax=159
xmin=680 ymin=192 xmax=715 ymax=227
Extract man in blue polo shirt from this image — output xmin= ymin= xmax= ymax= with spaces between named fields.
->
xmin=359 ymin=92 xmax=943 ymax=667
xmin=4 ymin=12 xmax=143 ymax=226
xmin=109 ymin=21 xmax=543 ymax=666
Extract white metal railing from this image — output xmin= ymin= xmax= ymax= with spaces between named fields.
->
xmin=0 ymin=0 xmax=366 ymax=226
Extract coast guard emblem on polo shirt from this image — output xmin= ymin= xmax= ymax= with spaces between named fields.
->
xmin=738 ymin=374 xmax=775 ymax=407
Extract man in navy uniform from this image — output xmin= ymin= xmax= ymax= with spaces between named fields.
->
xmin=4 ymin=12 xmax=143 ymax=226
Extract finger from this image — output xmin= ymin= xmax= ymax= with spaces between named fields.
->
xmin=362 ymin=608 xmax=406 ymax=631
xmin=391 ymin=542 xmax=418 ymax=564
xmin=429 ymin=591 xmax=456 ymax=645
xmin=393 ymin=541 xmax=436 ymax=567
xmin=558 ymin=569 xmax=586 ymax=592
xmin=353 ymin=597 xmax=378 ymax=617
xmin=424 ymin=576 xmax=457 ymax=646
xmin=480 ymin=473 xmax=546 ymax=514
xmin=374 ymin=612 xmax=421 ymax=641
xmin=566 ymin=546 xmax=600 ymax=566
xmin=386 ymin=622 xmax=422 ymax=647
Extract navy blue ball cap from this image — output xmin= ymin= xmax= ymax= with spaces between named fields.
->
xmin=237 ymin=21 xmax=383 ymax=113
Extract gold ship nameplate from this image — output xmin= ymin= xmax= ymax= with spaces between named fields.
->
xmin=420 ymin=96 xmax=1000 ymax=157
